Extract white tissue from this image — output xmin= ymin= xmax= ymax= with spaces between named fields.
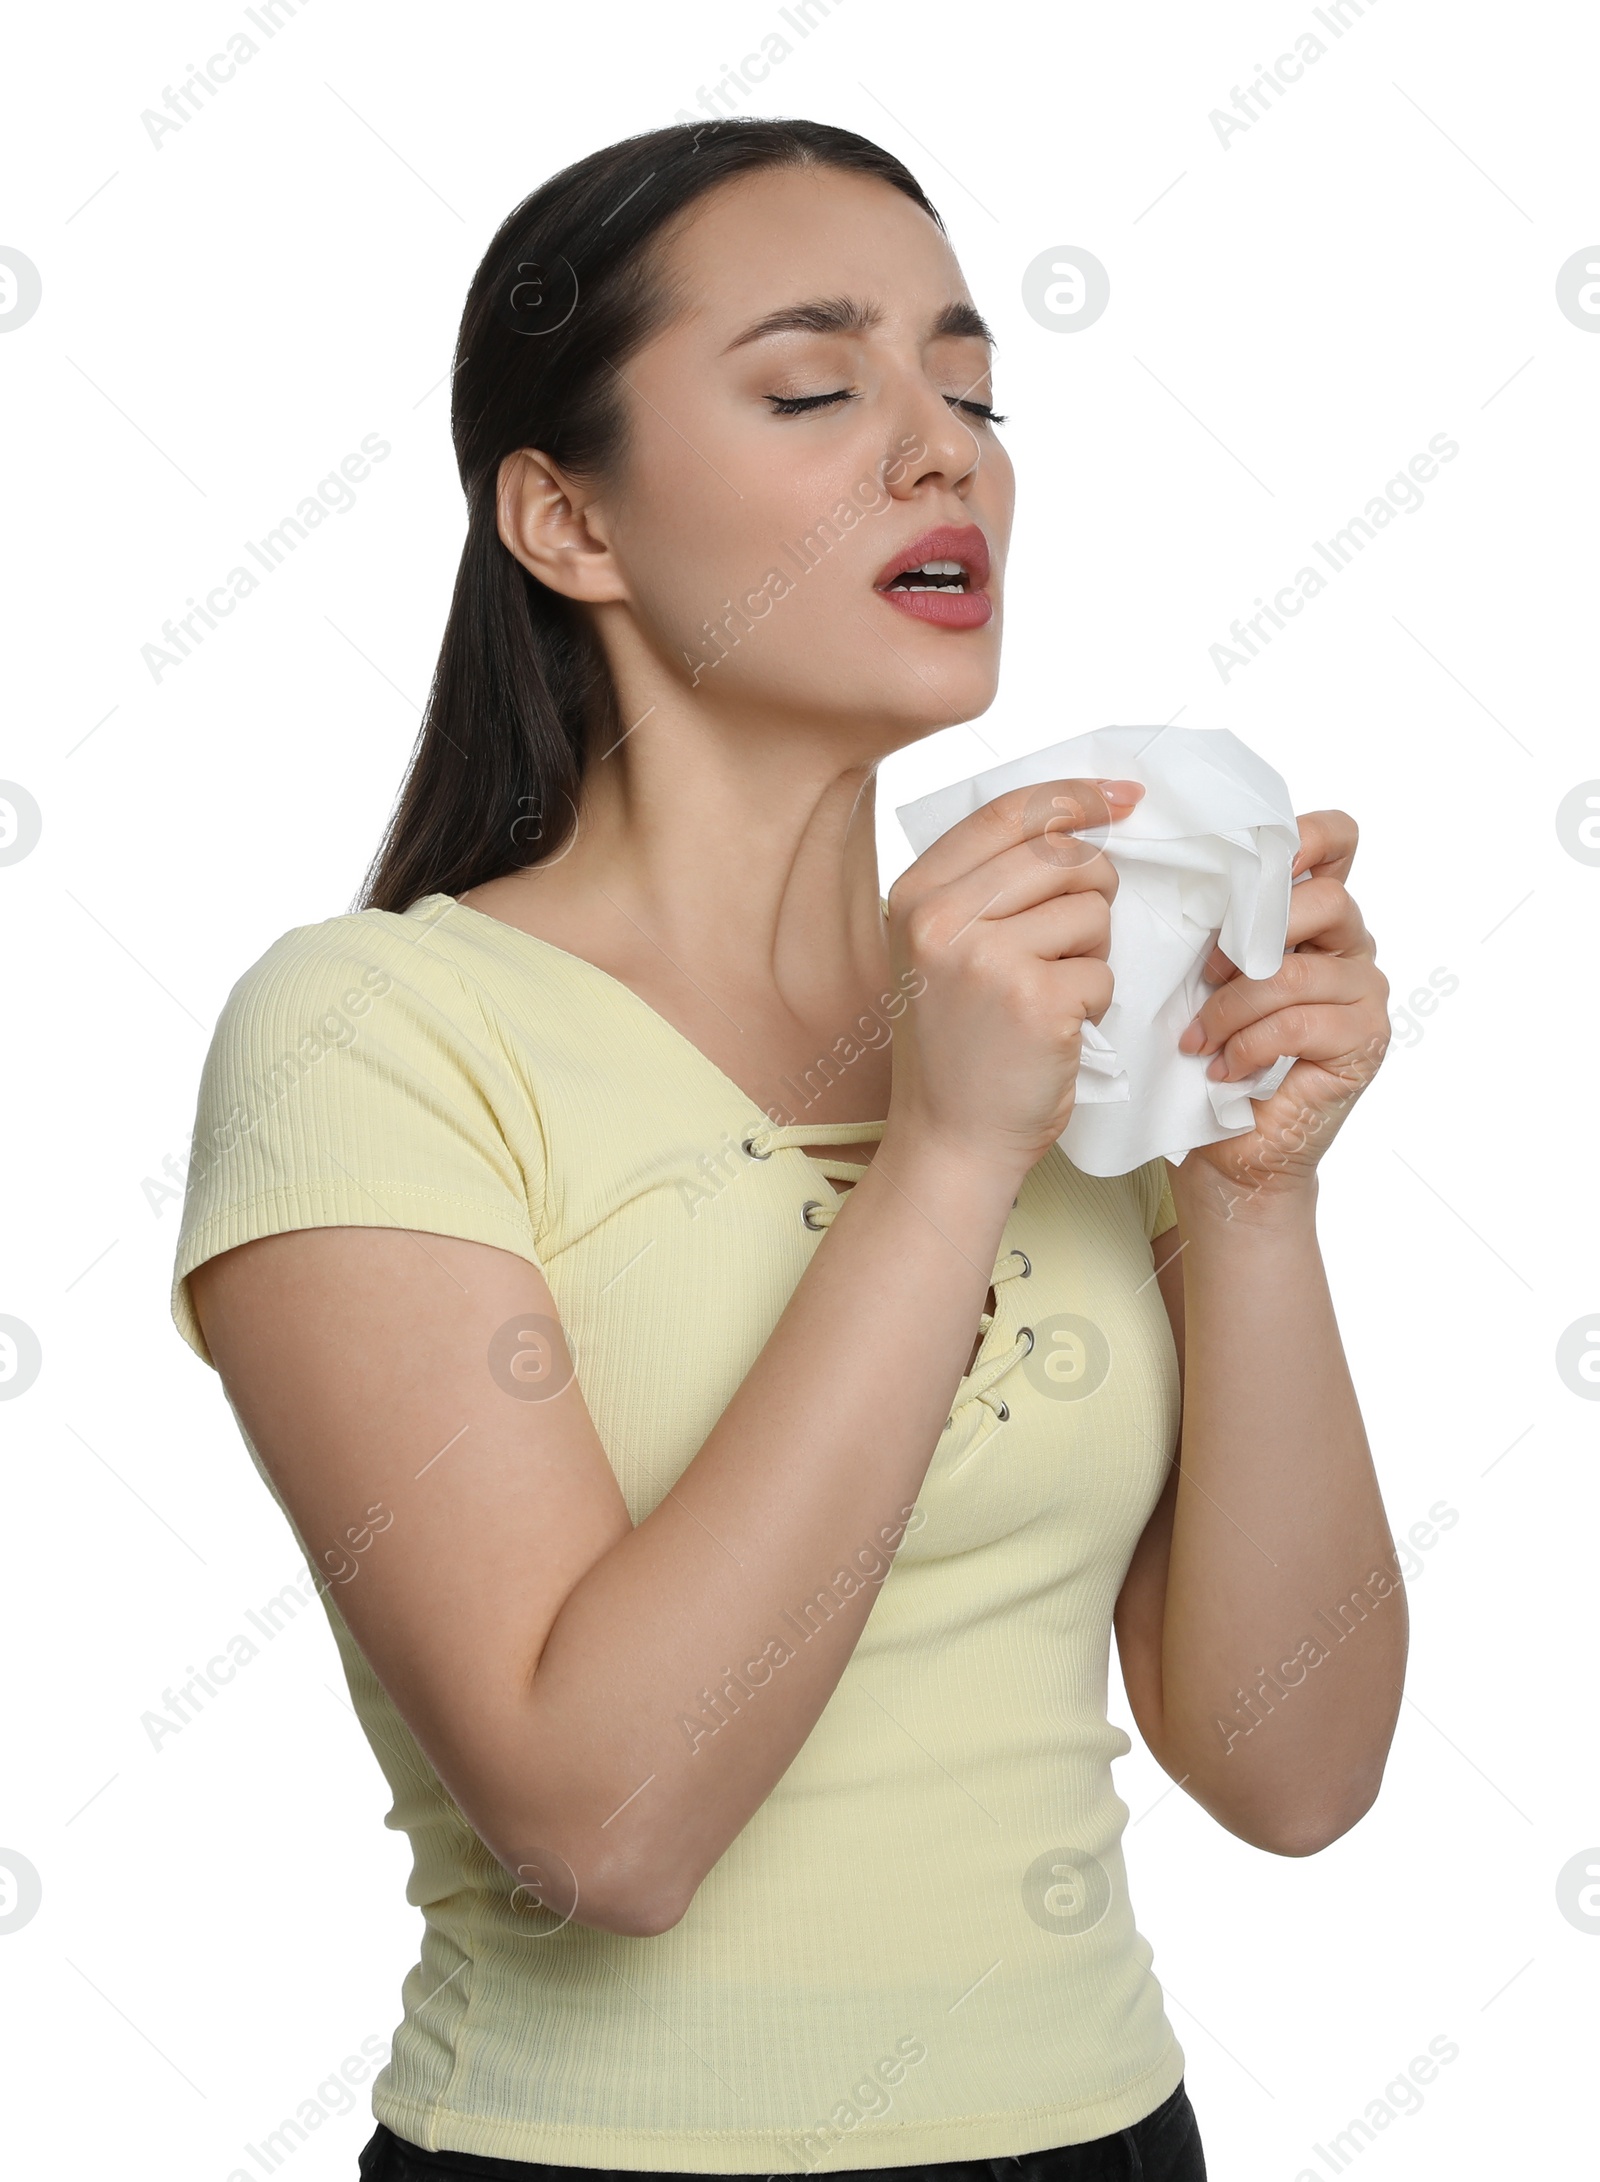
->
xmin=894 ymin=724 xmax=1304 ymax=1178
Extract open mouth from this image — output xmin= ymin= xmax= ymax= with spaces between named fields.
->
xmin=874 ymin=523 xmax=994 ymax=629
xmin=883 ymin=558 xmax=972 ymax=593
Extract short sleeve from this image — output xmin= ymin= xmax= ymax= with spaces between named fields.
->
xmin=171 ymin=913 xmax=545 ymax=1368
xmin=1136 ymin=1154 xmax=1179 ymax=1242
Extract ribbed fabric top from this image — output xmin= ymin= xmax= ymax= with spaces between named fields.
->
xmin=170 ymin=892 xmax=1184 ymax=2172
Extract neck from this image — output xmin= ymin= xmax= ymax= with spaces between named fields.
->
xmin=500 ymin=697 xmax=896 ymax=1026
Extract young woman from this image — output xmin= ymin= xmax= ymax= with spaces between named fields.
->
xmin=172 ymin=119 xmax=1403 ymax=2182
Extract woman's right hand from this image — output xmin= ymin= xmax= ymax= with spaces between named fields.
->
xmin=883 ymin=775 xmax=1146 ymax=1186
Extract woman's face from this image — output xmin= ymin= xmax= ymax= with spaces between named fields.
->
xmin=587 ymin=163 xmax=1013 ymax=753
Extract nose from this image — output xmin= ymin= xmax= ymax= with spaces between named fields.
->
xmin=886 ymin=383 xmax=988 ymax=497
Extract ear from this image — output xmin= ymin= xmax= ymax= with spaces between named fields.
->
xmin=495 ymin=447 xmax=626 ymax=605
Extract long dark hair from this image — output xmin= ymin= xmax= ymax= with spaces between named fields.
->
xmin=356 ymin=119 xmax=944 ymax=915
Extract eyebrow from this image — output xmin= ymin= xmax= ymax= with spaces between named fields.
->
xmin=721 ymin=294 xmax=995 ymax=353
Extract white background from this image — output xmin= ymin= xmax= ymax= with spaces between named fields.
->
xmin=2 ymin=2 xmax=1597 ymax=2176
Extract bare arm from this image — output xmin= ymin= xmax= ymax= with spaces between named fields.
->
xmin=1114 ymin=1188 xmax=1405 ymax=1854
xmin=194 ymin=1135 xmax=1013 ymax=1937
xmin=1114 ymin=808 xmax=1404 ymax=1854
xmin=191 ymin=773 xmax=1143 ymax=1938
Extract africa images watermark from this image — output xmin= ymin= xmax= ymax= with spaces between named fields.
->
xmin=139 ymin=0 xmax=315 ymax=151
xmin=1291 ymin=2033 xmax=1460 ymax=2179
xmin=225 ymin=2033 xmax=392 ymax=2182
xmin=142 ymin=963 xmax=395 ymax=1214
xmin=139 ymin=433 xmax=391 ymax=684
xmin=1207 ymin=0 xmax=1382 ymax=150
xmin=138 ymin=1529 xmax=393 ymax=1756
xmin=1205 ymin=1028 xmax=1388 ymax=1223
xmin=1387 ymin=964 xmax=1458 ymax=1050
xmin=779 ymin=2034 xmax=930 ymax=2175
xmin=676 ymin=1503 xmax=926 ymax=1756
xmin=681 ymin=433 xmax=929 ymax=688
xmin=677 ymin=970 xmax=927 ymax=1221
xmin=1209 ymin=432 xmax=1459 ymax=684
xmin=669 ymin=0 xmax=851 ymax=126
xmin=1214 ymin=1498 xmax=1458 ymax=1758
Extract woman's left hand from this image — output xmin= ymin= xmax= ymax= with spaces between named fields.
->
xmin=1172 ymin=809 xmax=1390 ymax=1207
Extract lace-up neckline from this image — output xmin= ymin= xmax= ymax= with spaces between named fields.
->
xmin=749 ymin=1115 xmax=886 ymax=1190
xmin=740 ymin=1117 xmax=1035 ymax=1439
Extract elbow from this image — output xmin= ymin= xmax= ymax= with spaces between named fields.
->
xmin=579 ymin=1863 xmax=693 ymax=1937
xmin=599 ymin=1888 xmax=691 ymax=1938
xmin=486 ymin=1827 xmax=693 ymax=1939
xmin=1250 ymin=1811 xmax=1360 ymax=1859
xmin=468 ymin=1725 xmax=705 ymax=1937
xmin=1238 ymin=1778 xmax=1384 ymax=1859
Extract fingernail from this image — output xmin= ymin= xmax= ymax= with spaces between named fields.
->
xmin=1178 ymin=1019 xmax=1206 ymax=1053
xmin=1096 ymin=778 xmax=1143 ymax=804
xmin=1207 ymin=1054 xmax=1229 ymax=1079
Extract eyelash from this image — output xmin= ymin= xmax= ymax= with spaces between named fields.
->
xmin=765 ymin=388 xmax=1008 ymax=425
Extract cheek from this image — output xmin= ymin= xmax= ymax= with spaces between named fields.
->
xmin=621 ymin=461 xmax=887 ymax=682
xmin=609 ymin=437 xmax=802 ymax=653
xmin=611 ymin=410 xmax=1012 ymax=710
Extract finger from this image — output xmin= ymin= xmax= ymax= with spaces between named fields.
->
xmin=1200 ymin=943 xmax=1239 ymax=985
xmin=898 ymin=777 xmax=1143 ymax=939
xmin=1207 ymin=1001 xmax=1379 ymax=1081
xmin=1291 ymin=808 xmax=1359 ymax=884
xmin=1185 ymin=951 xmax=1372 ymax=1054
xmin=904 ymin=776 xmax=1141 ymax=891
xmin=1000 ymin=893 xmax=1119 ymax=1020
xmin=1201 ymin=866 xmax=1369 ymax=982
xmin=1284 ymin=874 xmax=1375 ymax=955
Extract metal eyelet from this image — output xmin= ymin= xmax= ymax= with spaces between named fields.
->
xmin=1009 ymin=1248 xmax=1032 ymax=1279
xmin=801 ymin=1199 xmax=830 ymax=1230
xmin=742 ymin=1130 xmax=773 ymax=1159
xmin=1016 ymin=1325 xmax=1035 ymax=1356
xmin=992 ymin=1399 xmax=1009 ymax=1422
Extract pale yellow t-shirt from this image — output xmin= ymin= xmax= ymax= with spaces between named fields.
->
xmin=171 ymin=891 xmax=1184 ymax=2171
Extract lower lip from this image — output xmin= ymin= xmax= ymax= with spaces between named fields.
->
xmin=876 ymin=584 xmax=994 ymax=629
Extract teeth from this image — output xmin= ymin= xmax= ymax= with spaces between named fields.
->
xmin=890 ymin=556 xmax=969 ymax=591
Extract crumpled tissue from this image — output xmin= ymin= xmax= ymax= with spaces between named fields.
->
xmin=894 ymin=724 xmax=1305 ymax=1177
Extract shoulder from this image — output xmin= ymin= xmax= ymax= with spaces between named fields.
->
xmin=187 ymin=896 xmax=536 ymax=1176
xmin=211 ymin=897 xmax=476 ymax=1043
xmin=173 ymin=898 xmax=546 ymax=1367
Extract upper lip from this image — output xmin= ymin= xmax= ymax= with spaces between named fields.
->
xmin=873 ymin=523 xmax=991 ymax=592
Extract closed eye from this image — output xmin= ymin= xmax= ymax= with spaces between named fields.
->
xmin=764 ymin=388 xmax=859 ymax=416
xmin=764 ymin=388 xmax=1007 ymax=423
